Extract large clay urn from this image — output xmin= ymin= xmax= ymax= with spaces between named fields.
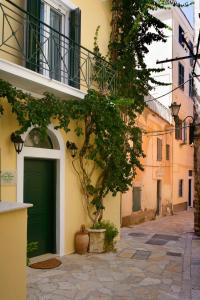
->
xmin=75 ymin=225 xmax=89 ymax=254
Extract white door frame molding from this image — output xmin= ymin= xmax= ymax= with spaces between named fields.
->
xmin=17 ymin=125 xmax=65 ymax=256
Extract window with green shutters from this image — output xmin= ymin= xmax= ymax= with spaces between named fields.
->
xmin=26 ymin=0 xmax=41 ymax=71
xmin=26 ymin=0 xmax=81 ymax=87
xmin=69 ymin=8 xmax=81 ymax=88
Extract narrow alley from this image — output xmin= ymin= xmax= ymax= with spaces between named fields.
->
xmin=28 ymin=210 xmax=200 ymax=300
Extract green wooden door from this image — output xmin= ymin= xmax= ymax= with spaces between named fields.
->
xmin=24 ymin=158 xmax=56 ymax=257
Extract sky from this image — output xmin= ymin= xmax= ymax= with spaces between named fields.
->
xmin=178 ymin=0 xmax=194 ymax=27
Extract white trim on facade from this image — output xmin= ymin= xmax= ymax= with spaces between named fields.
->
xmin=17 ymin=125 xmax=66 ymax=256
xmin=0 ymin=59 xmax=86 ymax=100
xmin=44 ymin=0 xmax=77 ymax=11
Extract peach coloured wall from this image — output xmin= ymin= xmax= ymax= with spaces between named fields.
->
xmin=122 ymin=107 xmax=173 ymax=217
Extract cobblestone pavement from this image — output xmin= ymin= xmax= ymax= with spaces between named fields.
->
xmin=28 ymin=210 xmax=200 ymax=300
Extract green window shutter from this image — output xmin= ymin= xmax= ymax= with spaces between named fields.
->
xmin=132 ymin=187 xmax=141 ymax=212
xmin=69 ymin=8 xmax=81 ymax=89
xmin=49 ymin=8 xmax=62 ymax=81
xmin=189 ymin=124 xmax=194 ymax=144
xmin=157 ymin=138 xmax=162 ymax=161
xmin=26 ymin=0 xmax=41 ymax=71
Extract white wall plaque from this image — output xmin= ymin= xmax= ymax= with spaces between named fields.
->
xmin=0 ymin=171 xmax=17 ymax=185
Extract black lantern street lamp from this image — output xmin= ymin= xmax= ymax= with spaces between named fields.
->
xmin=169 ymin=102 xmax=195 ymax=144
xmin=169 ymin=101 xmax=181 ymax=121
xmin=66 ymin=141 xmax=78 ymax=158
xmin=10 ymin=133 xmax=24 ymax=154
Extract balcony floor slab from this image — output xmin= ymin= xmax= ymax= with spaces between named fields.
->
xmin=0 ymin=59 xmax=86 ymax=100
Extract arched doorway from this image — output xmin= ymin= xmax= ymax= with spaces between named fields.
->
xmin=17 ymin=126 xmax=65 ymax=256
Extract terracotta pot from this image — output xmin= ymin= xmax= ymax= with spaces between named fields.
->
xmin=88 ymin=228 xmax=106 ymax=253
xmin=75 ymin=225 xmax=89 ymax=254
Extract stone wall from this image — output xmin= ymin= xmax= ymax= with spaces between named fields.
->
xmin=122 ymin=209 xmax=156 ymax=227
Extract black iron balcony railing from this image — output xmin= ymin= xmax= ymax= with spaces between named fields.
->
xmin=0 ymin=0 xmax=117 ymax=94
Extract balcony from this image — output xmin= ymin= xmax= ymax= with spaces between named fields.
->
xmin=0 ymin=0 xmax=117 ymax=99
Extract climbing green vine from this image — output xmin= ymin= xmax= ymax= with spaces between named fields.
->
xmin=0 ymin=79 xmax=144 ymax=224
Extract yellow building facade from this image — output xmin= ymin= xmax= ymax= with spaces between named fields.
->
xmin=0 ymin=0 xmax=120 ymax=259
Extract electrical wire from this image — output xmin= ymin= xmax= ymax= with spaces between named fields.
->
xmin=145 ymin=26 xmax=200 ymax=104
xmin=143 ymin=165 xmax=171 ymax=168
xmin=145 ymin=77 xmax=192 ymax=103
xmin=144 ymin=124 xmax=192 ymax=135
xmin=143 ymin=123 xmax=199 ymax=137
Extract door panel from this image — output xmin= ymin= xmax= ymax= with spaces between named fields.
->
xmin=24 ymin=158 xmax=56 ymax=257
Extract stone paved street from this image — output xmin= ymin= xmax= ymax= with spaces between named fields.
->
xmin=27 ymin=210 xmax=200 ymax=300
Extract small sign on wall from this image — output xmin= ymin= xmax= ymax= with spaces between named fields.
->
xmin=0 ymin=170 xmax=16 ymax=185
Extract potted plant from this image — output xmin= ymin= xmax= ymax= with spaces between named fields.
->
xmin=89 ymin=220 xmax=118 ymax=253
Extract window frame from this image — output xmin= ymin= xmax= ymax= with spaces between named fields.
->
xmin=179 ymin=25 xmax=185 ymax=48
xmin=132 ymin=186 xmax=142 ymax=212
xmin=188 ymin=40 xmax=194 ymax=66
xmin=182 ymin=120 xmax=187 ymax=144
xmin=166 ymin=144 xmax=170 ymax=160
xmin=157 ymin=138 xmax=162 ymax=161
xmin=178 ymin=179 xmax=183 ymax=197
xmin=178 ymin=62 xmax=184 ymax=90
xmin=175 ymin=119 xmax=183 ymax=140
xmin=40 ymin=1 xmax=68 ymax=81
xmin=189 ymin=170 xmax=193 ymax=177
xmin=189 ymin=74 xmax=194 ymax=98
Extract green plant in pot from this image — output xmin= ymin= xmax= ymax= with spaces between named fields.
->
xmin=92 ymin=220 xmax=119 ymax=252
xmin=27 ymin=241 xmax=38 ymax=266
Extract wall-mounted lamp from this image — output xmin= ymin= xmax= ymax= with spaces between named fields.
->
xmin=10 ymin=133 xmax=24 ymax=154
xmin=169 ymin=101 xmax=181 ymax=122
xmin=169 ymin=102 xmax=195 ymax=144
xmin=66 ymin=141 xmax=78 ymax=158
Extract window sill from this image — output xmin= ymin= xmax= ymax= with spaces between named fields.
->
xmin=180 ymin=141 xmax=187 ymax=146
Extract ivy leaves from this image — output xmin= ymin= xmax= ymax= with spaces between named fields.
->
xmin=108 ymin=0 xmax=187 ymax=100
xmin=0 ymin=79 xmax=144 ymax=223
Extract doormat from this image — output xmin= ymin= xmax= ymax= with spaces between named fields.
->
xmin=29 ymin=258 xmax=62 ymax=269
